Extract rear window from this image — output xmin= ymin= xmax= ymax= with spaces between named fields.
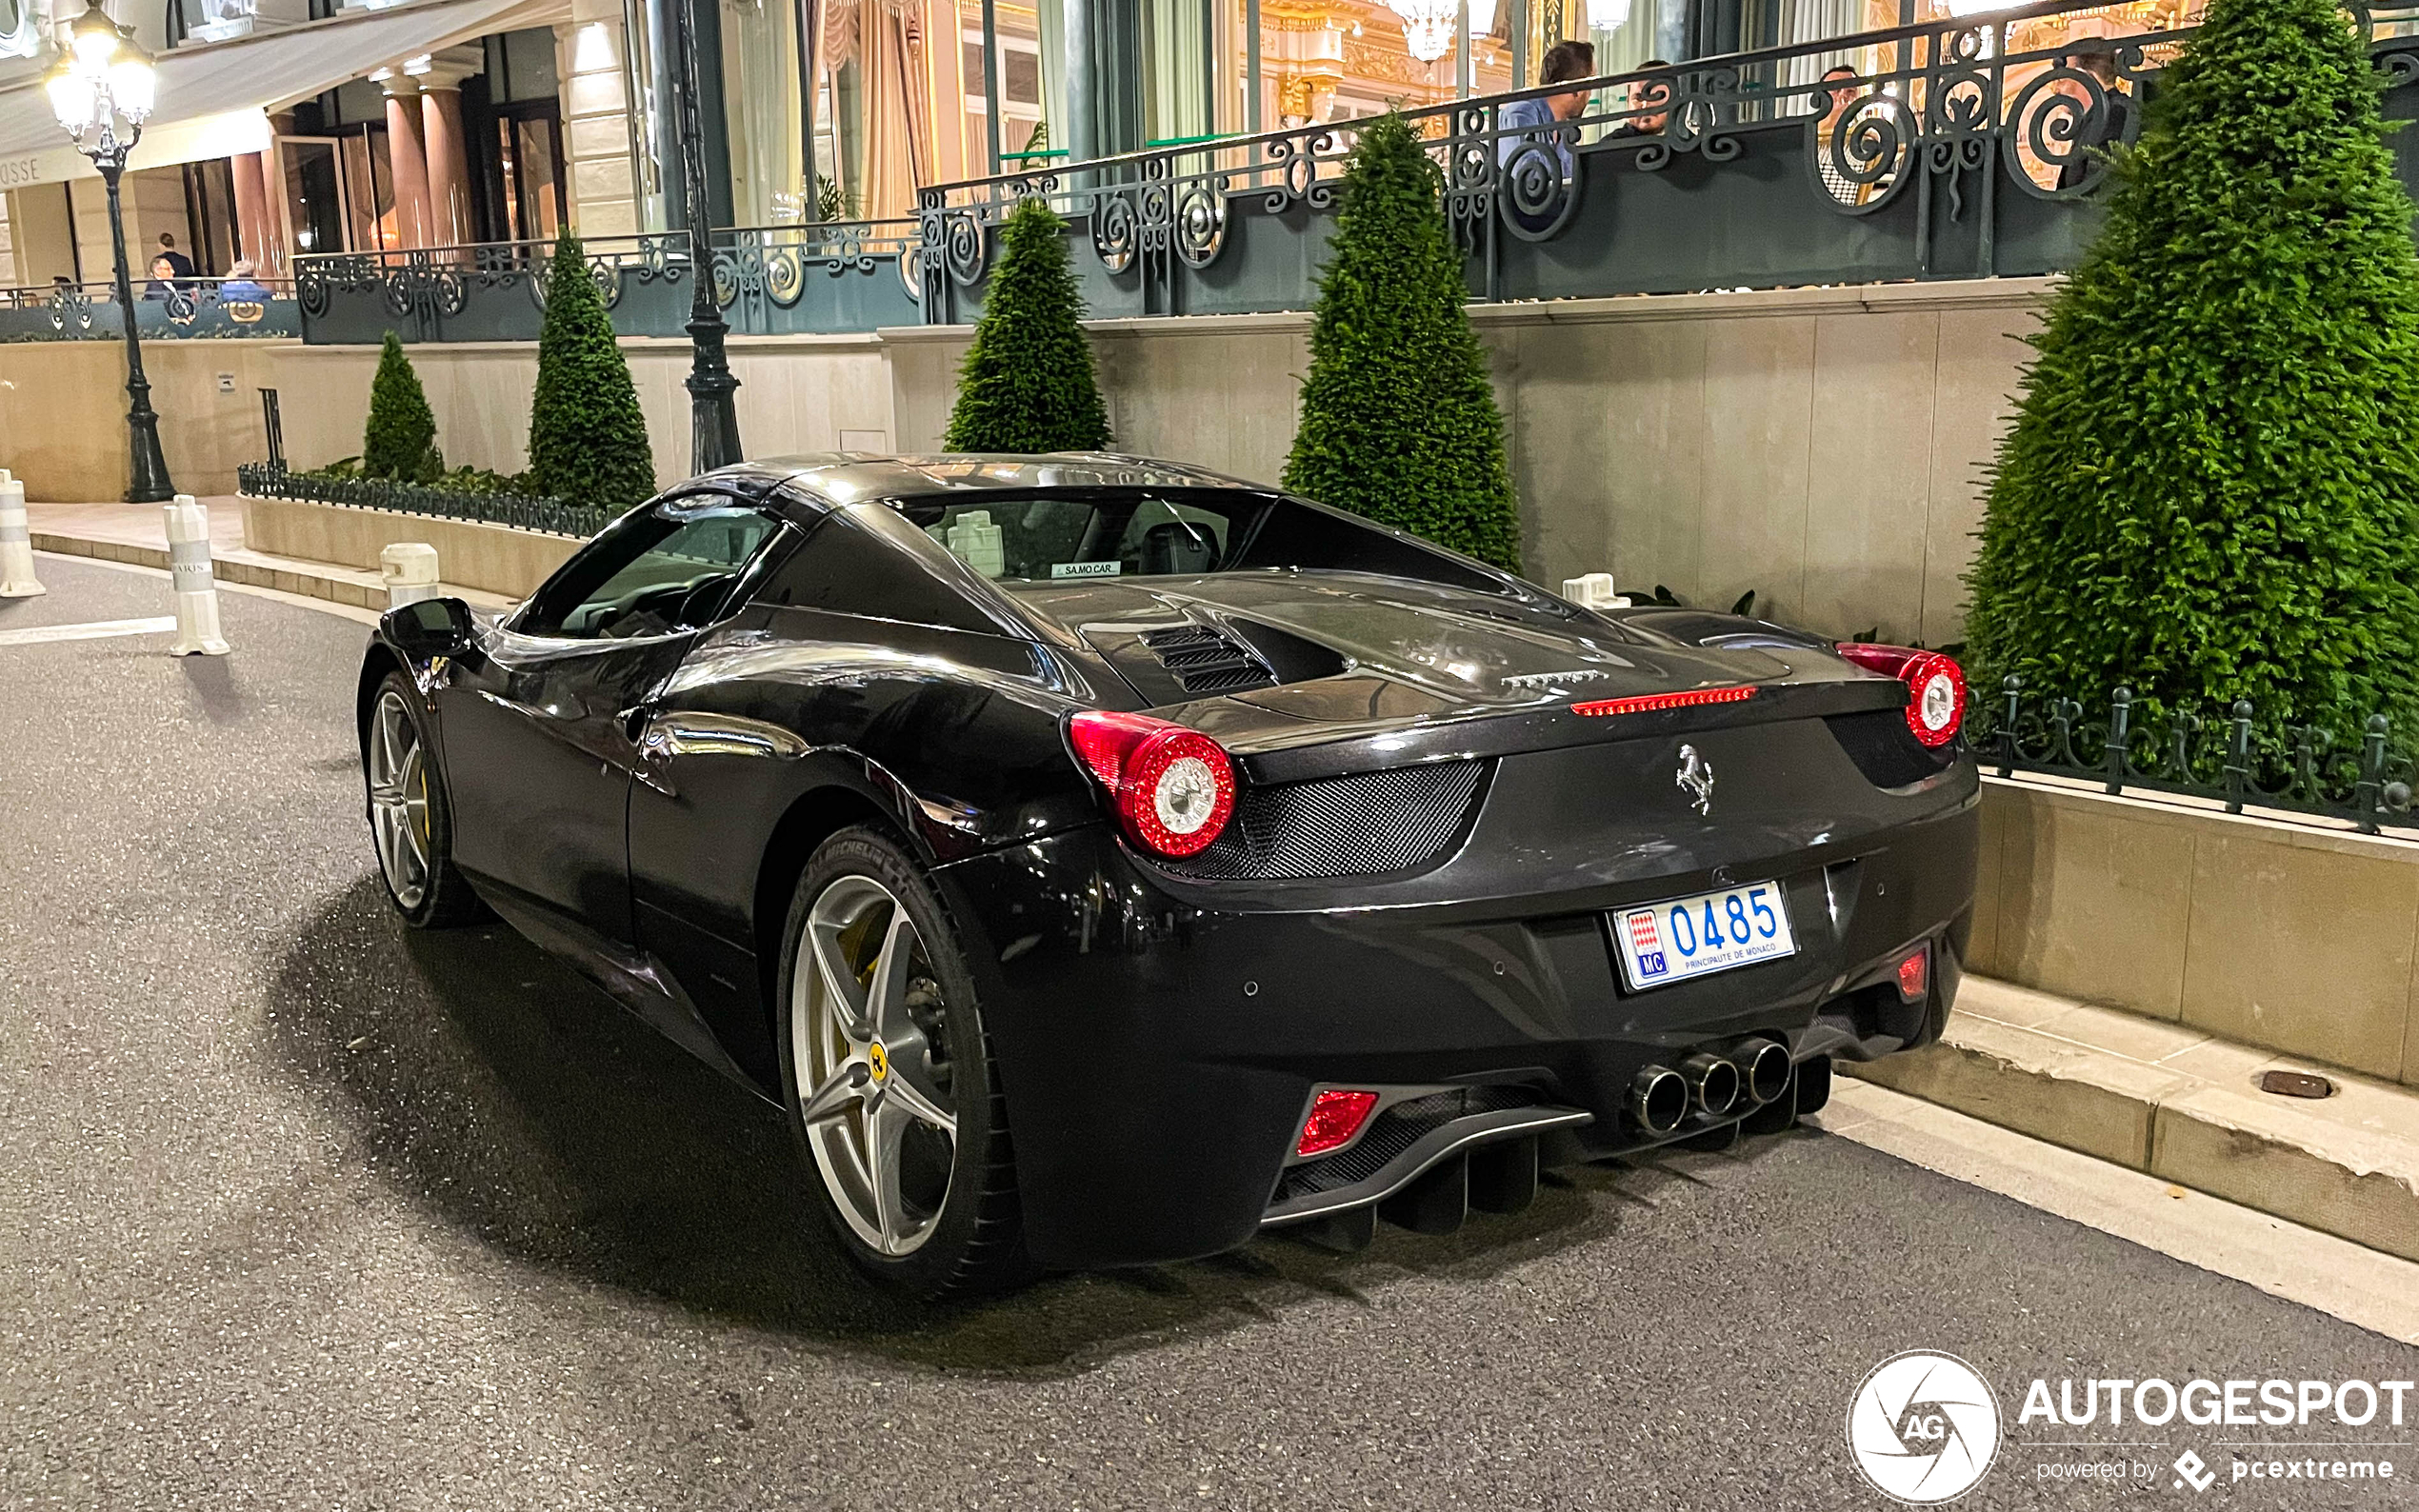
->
xmin=900 ymin=493 xmax=1258 ymax=582
xmin=890 ymin=488 xmax=1509 ymax=595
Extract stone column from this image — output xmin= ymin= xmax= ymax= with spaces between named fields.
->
xmin=373 ymin=69 xmax=435 ymax=249
xmin=559 ymin=4 xmax=644 ymax=235
xmin=410 ymin=47 xmax=484 ymax=249
xmin=230 ymin=150 xmax=271 ymax=267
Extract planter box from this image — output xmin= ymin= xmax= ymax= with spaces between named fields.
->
xmin=1973 ymin=775 xmax=2419 ymax=1086
xmin=240 ymin=493 xmax=579 ymax=600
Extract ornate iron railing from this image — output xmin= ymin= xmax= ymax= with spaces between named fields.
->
xmin=915 ymin=0 xmax=2419 ymax=323
xmin=236 ymin=461 xmax=611 ymax=539
xmin=291 ymin=221 xmax=922 ymax=345
xmin=0 ymin=278 xmax=300 ymax=343
xmin=1974 ymin=679 xmax=2419 ymax=836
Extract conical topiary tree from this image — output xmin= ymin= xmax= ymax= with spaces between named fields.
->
xmin=1963 ymin=0 xmax=2419 ymax=754
xmin=528 ymin=227 xmax=656 ymax=507
xmin=1282 ymin=112 xmax=1519 ymax=570
xmin=944 ymin=196 xmax=1110 ymax=453
xmin=363 ymin=330 xmax=439 ymax=483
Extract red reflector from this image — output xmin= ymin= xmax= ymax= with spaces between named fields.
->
xmin=1296 ymin=1089 xmax=1380 ymax=1157
xmin=1570 ymin=686 xmax=1756 ymax=718
xmin=1896 ymin=945 xmax=1930 ymax=1003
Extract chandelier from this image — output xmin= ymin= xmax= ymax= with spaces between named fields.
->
xmin=1388 ymin=0 xmax=1496 ymax=63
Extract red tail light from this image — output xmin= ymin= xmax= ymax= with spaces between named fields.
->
xmin=1067 ymin=711 xmax=1238 ymax=858
xmin=1835 ymin=643 xmax=1967 ymax=748
xmin=1297 ymin=1088 xmax=1380 ymax=1157
xmin=1570 ymin=686 xmax=1756 ymax=718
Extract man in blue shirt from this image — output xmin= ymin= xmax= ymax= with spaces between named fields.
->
xmin=1497 ymin=39 xmax=1596 ymax=177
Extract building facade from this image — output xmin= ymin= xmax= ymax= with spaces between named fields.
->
xmin=0 ymin=0 xmax=2199 ymax=289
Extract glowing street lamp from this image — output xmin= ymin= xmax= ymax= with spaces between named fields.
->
xmin=45 ymin=0 xmax=173 ymax=503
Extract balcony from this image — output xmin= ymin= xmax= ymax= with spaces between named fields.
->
xmin=287 ymin=222 xmax=923 ymax=346
xmin=915 ymin=0 xmax=2419 ymax=324
xmin=0 ymin=279 xmax=301 ymax=343
xmin=20 ymin=0 xmax=2411 ymax=348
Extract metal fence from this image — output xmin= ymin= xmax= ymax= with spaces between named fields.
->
xmin=236 ymin=461 xmax=610 ymax=539
xmin=32 ymin=0 xmax=2415 ymax=347
xmin=913 ymin=0 xmax=2419 ymax=324
xmin=0 ymin=279 xmax=300 ymax=343
xmin=1974 ymin=678 xmax=2417 ymax=836
xmin=290 ymin=221 xmax=922 ymax=346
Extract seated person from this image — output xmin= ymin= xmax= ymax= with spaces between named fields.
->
xmin=2055 ymin=48 xmax=2133 ymax=190
xmin=1496 ymin=38 xmax=1596 ymax=177
xmin=216 ymin=259 xmax=270 ymax=301
xmin=1609 ymin=63 xmax=1673 ymax=139
xmin=141 ymin=254 xmax=180 ymax=301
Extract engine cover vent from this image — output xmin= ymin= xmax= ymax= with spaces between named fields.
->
xmin=1139 ymin=624 xmax=1277 ymax=695
xmin=1166 ymin=759 xmax=1489 ymax=881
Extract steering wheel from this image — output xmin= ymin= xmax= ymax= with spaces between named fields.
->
xmin=673 ymin=572 xmax=738 ymax=628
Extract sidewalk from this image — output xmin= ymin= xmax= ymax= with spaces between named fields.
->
xmin=27 ymin=498 xmax=516 ymax=612
xmin=1848 ymin=977 xmax=2419 ymax=1263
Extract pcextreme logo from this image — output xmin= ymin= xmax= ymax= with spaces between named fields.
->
xmin=1848 ymin=1350 xmax=2004 ymax=1503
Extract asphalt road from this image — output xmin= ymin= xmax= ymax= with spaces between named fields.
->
xmin=3 ymin=556 xmax=2414 ymax=1511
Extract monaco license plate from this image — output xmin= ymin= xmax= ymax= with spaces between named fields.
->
xmin=1613 ymin=884 xmax=1797 ymax=990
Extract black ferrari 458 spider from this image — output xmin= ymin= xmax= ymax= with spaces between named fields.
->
xmin=358 ymin=453 xmax=1978 ymax=1296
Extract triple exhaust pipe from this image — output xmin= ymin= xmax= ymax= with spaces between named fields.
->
xmin=1628 ymin=1039 xmax=1793 ymax=1135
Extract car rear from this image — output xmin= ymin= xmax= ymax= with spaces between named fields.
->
xmin=930 ymin=580 xmax=1978 ymax=1268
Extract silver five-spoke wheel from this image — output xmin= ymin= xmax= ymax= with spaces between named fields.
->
xmin=791 ymin=874 xmax=959 ymax=1258
xmin=367 ymin=688 xmax=431 ymax=910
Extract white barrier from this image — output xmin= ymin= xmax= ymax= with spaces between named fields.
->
xmin=163 ymin=494 xmax=230 ymax=657
xmin=0 ymin=470 xmax=44 ymax=598
xmin=379 ymin=542 xmax=442 ymax=610
xmin=1561 ymin=571 xmax=1630 ymax=609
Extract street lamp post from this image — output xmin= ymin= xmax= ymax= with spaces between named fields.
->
xmin=667 ymin=0 xmax=741 ymax=473
xmin=45 ymin=0 xmax=172 ymax=504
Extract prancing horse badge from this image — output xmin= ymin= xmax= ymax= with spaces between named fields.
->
xmin=1676 ymin=744 xmax=1715 ymax=816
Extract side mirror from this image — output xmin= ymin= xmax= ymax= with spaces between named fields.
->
xmin=386 ymin=595 xmax=476 ymax=660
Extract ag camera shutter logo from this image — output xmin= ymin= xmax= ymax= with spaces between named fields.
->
xmin=1847 ymin=1350 xmax=2003 ymax=1503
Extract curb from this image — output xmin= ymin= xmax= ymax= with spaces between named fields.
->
xmin=1844 ymin=982 xmax=2419 ymax=1263
xmin=30 ymin=531 xmax=510 ymax=613
xmin=34 ymin=530 xmax=386 ymax=611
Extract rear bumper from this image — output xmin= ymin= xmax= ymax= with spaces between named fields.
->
xmin=934 ymin=785 xmax=1978 ymax=1269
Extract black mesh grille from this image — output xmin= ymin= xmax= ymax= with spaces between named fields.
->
xmin=1169 ymin=759 xmax=1488 ymax=880
xmin=1825 ymin=707 xmax=1957 ymax=788
xmin=1139 ymin=625 xmax=1276 ymax=695
xmin=1277 ymin=1085 xmax=1543 ymax=1201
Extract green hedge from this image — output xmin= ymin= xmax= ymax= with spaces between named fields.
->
xmin=1963 ymin=0 xmax=2419 ymax=753
xmin=528 ymin=227 xmax=657 ymax=507
xmin=944 ymin=196 xmax=1111 ymax=453
xmin=1282 ymin=113 xmax=1520 ymax=571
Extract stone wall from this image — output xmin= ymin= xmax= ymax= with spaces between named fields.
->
xmin=891 ymin=278 xmax=2047 ymax=644
xmin=1973 ymin=777 xmax=2419 ymax=1087
xmin=0 ymin=337 xmax=288 ymax=503
xmin=0 ymin=276 xmax=2048 ymax=643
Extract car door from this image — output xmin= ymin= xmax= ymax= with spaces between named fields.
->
xmin=439 ymin=489 xmax=790 ymax=945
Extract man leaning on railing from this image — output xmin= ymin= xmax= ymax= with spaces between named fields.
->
xmin=1498 ymin=38 xmax=1596 ymax=176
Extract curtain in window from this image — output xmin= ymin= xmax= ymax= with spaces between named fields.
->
xmin=724 ymin=0 xmax=810 ymax=223
xmin=824 ymin=0 xmax=933 ymax=219
xmin=1143 ymin=0 xmax=1210 ymax=143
